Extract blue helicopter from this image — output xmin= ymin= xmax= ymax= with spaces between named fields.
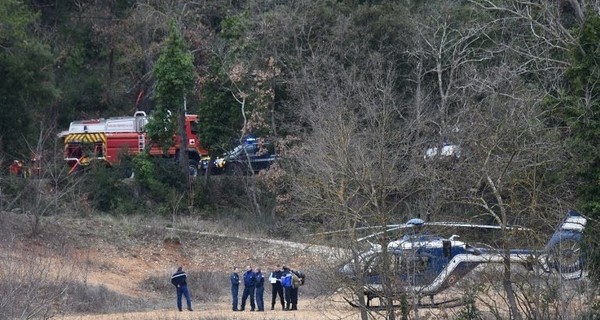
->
xmin=339 ymin=210 xmax=587 ymax=309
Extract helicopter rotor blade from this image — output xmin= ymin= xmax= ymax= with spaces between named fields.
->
xmin=425 ymin=222 xmax=532 ymax=232
xmin=307 ymin=225 xmax=404 ymax=237
xmin=308 ymin=221 xmax=532 ymax=241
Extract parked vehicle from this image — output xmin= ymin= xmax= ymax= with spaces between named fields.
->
xmin=57 ymin=111 xmax=208 ymax=175
xmin=202 ymin=135 xmax=276 ymax=175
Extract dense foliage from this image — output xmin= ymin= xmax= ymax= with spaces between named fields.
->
xmin=0 ymin=0 xmax=56 ymax=159
xmin=0 ymin=0 xmax=595 ymax=230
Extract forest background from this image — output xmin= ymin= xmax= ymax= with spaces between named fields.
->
xmin=3 ymin=0 xmax=600 ymax=319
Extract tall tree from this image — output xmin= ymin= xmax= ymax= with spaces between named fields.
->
xmin=0 ymin=0 xmax=56 ymax=159
xmin=148 ymin=20 xmax=195 ymax=178
xmin=550 ymin=13 xmax=600 ymax=284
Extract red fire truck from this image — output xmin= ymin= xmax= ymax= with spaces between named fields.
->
xmin=57 ymin=111 xmax=208 ymax=175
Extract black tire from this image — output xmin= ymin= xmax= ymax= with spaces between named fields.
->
xmin=188 ymin=160 xmax=199 ymax=177
xmin=123 ymin=166 xmax=134 ymax=179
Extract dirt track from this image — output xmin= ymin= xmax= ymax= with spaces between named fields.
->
xmin=58 ymin=299 xmax=361 ymax=320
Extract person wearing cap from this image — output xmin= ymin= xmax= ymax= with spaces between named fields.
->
xmin=239 ymin=266 xmax=256 ymax=311
xmin=230 ymin=266 xmax=241 ymax=311
xmin=269 ymin=265 xmax=284 ymax=310
xmin=170 ymin=266 xmax=193 ymax=312
xmin=255 ymin=267 xmax=265 ymax=311
xmin=281 ymin=265 xmax=302 ymax=311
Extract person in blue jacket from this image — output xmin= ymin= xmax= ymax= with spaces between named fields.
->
xmin=239 ymin=266 xmax=256 ymax=311
xmin=170 ymin=266 xmax=193 ymax=312
xmin=255 ymin=268 xmax=265 ymax=311
xmin=281 ymin=266 xmax=293 ymax=311
xmin=230 ymin=267 xmax=241 ymax=311
xmin=281 ymin=265 xmax=302 ymax=311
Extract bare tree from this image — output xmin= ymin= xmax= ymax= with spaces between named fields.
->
xmin=399 ymin=2 xmax=588 ymax=317
xmin=7 ymin=123 xmax=83 ymax=235
xmin=286 ymin=38 xmax=435 ymax=317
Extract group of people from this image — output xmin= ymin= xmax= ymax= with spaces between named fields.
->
xmin=170 ymin=265 xmax=305 ymax=312
xmin=230 ymin=265 xmax=303 ymax=312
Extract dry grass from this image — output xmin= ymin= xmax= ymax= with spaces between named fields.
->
xmin=2 ymin=211 xmax=598 ymax=320
xmin=0 ymin=211 xmax=349 ymax=319
xmin=56 ymin=298 xmax=360 ymax=320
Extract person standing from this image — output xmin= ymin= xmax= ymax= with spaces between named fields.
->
xmin=281 ymin=266 xmax=293 ymax=311
xmin=170 ymin=266 xmax=193 ymax=312
xmin=239 ymin=266 xmax=256 ymax=311
xmin=255 ymin=268 xmax=265 ymax=311
xmin=290 ymin=270 xmax=302 ymax=311
xmin=230 ymin=267 xmax=241 ymax=311
xmin=269 ymin=265 xmax=285 ymax=310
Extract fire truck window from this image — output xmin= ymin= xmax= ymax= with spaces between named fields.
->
xmin=94 ymin=142 xmax=103 ymax=157
xmin=68 ymin=144 xmax=83 ymax=158
xmin=81 ymin=143 xmax=95 ymax=156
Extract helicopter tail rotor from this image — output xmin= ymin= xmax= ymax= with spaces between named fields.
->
xmin=543 ymin=210 xmax=587 ymax=279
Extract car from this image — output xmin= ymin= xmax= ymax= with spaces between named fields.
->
xmin=201 ymin=135 xmax=276 ymax=175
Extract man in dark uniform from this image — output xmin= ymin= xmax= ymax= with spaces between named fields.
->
xmin=268 ymin=265 xmax=284 ymax=310
xmin=239 ymin=266 xmax=256 ymax=311
xmin=230 ymin=267 xmax=241 ymax=311
xmin=255 ymin=268 xmax=265 ymax=311
xmin=170 ymin=266 xmax=193 ymax=311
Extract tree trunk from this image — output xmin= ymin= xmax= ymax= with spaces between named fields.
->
xmin=179 ymin=102 xmax=192 ymax=211
xmin=503 ymin=250 xmax=522 ymax=320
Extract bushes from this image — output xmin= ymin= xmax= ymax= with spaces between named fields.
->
xmin=84 ymin=154 xmax=190 ymax=214
xmin=53 ymin=149 xmax=279 ymax=219
xmin=85 ymin=162 xmax=133 ymax=212
xmin=132 ymin=153 xmax=186 ymax=200
xmin=63 ymin=282 xmax=153 ymax=314
xmin=0 ymin=237 xmax=154 ymax=318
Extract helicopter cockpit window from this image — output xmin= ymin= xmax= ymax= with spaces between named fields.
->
xmin=363 ymin=253 xmax=396 ymax=276
xmin=397 ymin=249 xmax=431 ymax=274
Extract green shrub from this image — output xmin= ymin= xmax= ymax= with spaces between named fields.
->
xmin=85 ymin=162 xmax=134 ymax=212
xmin=132 ymin=153 xmax=187 ymax=204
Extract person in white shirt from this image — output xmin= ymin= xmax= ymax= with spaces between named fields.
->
xmin=268 ymin=265 xmax=285 ymax=310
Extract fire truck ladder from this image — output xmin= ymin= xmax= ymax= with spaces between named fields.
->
xmin=138 ymin=134 xmax=145 ymax=152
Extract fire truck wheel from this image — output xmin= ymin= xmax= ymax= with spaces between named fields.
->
xmin=123 ymin=166 xmax=134 ymax=179
xmin=188 ymin=160 xmax=199 ymax=177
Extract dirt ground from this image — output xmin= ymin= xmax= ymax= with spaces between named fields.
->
xmin=1 ymin=212 xmax=377 ymax=320
xmin=57 ymin=299 xmax=360 ymax=320
xmin=4 ymin=212 xmax=566 ymax=320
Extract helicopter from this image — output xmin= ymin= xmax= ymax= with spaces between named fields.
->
xmin=337 ymin=210 xmax=587 ymax=309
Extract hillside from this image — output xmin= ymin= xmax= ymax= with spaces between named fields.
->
xmin=0 ymin=211 xmax=358 ymax=319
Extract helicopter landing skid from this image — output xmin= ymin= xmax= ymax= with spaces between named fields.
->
xmin=344 ymin=296 xmax=465 ymax=310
